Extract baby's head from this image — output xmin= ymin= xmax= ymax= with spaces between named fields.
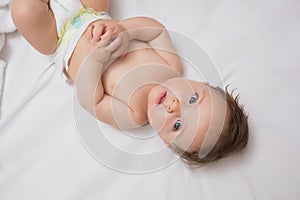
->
xmin=147 ymin=77 xmax=249 ymax=166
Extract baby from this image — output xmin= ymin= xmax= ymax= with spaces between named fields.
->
xmin=11 ymin=0 xmax=249 ymax=166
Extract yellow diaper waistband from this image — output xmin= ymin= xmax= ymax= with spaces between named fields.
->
xmin=59 ymin=8 xmax=109 ymax=48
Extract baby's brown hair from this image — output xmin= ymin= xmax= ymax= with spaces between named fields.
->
xmin=173 ymin=86 xmax=249 ymax=167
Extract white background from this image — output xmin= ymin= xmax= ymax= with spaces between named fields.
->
xmin=0 ymin=0 xmax=299 ymax=199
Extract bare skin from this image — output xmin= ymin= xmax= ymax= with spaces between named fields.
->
xmin=11 ymin=0 xmax=182 ymax=129
xmin=11 ymin=0 xmax=228 ymax=153
xmin=11 ymin=0 xmax=110 ymax=54
xmin=11 ymin=0 xmax=58 ymax=54
xmin=74 ymin=20 xmax=228 ymax=153
xmin=73 ymin=18 xmax=182 ymax=128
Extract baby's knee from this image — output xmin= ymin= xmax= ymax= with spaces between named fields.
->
xmin=11 ymin=0 xmax=47 ymax=27
xmin=11 ymin=0 xmax=32 ymax=26
xmin=11 ymin=0 xmax=30 ymax=18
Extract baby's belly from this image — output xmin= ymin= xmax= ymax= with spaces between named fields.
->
xmin=102 ymin=40 xmax=177 ymax=101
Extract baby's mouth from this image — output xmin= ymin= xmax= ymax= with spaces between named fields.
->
xmin=157 ymin=91 xmax=167 ymax=105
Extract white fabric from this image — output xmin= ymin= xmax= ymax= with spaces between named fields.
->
xmin=49 ymin=0 xmax=84 ymax=38
xmin=0 ymin=0 xmax=15 ymax=116
xmin=49 ymin=11 xmax=112 ymax=81
xmin=0 ymin=0 xmax=11 ymax=7
xmin=0 ymin=57 xmax=6 ymax=116
xmin=49 ymin=0 xmax=111 ymax=80
xmin=60 ymin=12 xmax=111 ymax=74
xmin=0 ymin=1 xmax=15 ymax=33
xmin=0 ymin=0 xmax=300 ymax=199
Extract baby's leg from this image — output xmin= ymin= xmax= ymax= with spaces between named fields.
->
xmin=11 ymin=0 xmax=58 ymax=55
xmin=81 ymin=0 xmax=110 ymax=12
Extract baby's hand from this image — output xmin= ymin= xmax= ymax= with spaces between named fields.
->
xmin=86 ymin=24 xmax=122 ymax=64
xmin=110 ymin=23 xmax=129 ymax=59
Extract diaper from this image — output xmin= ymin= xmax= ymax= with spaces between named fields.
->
xmin=50 ymin=0 xmax=84 ymax=38
xmin=49 ymin=0 xmax=111 ymax=80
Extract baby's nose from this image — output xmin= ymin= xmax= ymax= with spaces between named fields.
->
xmin=165 ymin=97 xmax=180 ymax=113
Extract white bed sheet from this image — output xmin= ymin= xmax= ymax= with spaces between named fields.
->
xmin=1 ymin=0 xmax=300 ymax=199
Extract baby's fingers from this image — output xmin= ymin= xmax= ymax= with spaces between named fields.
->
xmin=90 ymin=36 xmax=122 ymax=64
xmin=86 ymin=23 xmax=105 ymax=42
xmin=106 ymin=36 xmax=122 ymax=53
xmin=100 ymin=25 xmax=116 ymax=43
xmin=92 ymin=23 xmax=106 ymax=42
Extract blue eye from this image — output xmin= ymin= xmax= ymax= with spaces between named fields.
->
xmin=189 ymin=93 xmax=198 ymax=104
xmin=173 ymin=120 xmax=182 ymax=131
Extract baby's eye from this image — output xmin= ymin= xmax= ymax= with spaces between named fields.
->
xmin=188 ymin=93 xmax=198 ymax=104
xmin=173 ymin=119 xmax=182 ymax=131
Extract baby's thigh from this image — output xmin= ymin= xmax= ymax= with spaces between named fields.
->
xmin=81 ymin=0 xmax=110 ymax=12
xmin=11 ymin=0 xmax=58 ymax=54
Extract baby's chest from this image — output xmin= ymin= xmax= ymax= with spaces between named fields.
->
xmin=102 ymin=41 xmax=177 ymax=102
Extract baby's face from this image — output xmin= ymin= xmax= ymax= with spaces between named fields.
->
xmin=147 ymin=77 xmax=227 ymax=153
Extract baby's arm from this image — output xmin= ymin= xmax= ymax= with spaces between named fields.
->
xmin=77 ymin=27 xmax=144 ymax=128
xmin=117 ymin=17 xmax=182 ymax=72
xmin=76 ymin=25 xmax=122 ymax=114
